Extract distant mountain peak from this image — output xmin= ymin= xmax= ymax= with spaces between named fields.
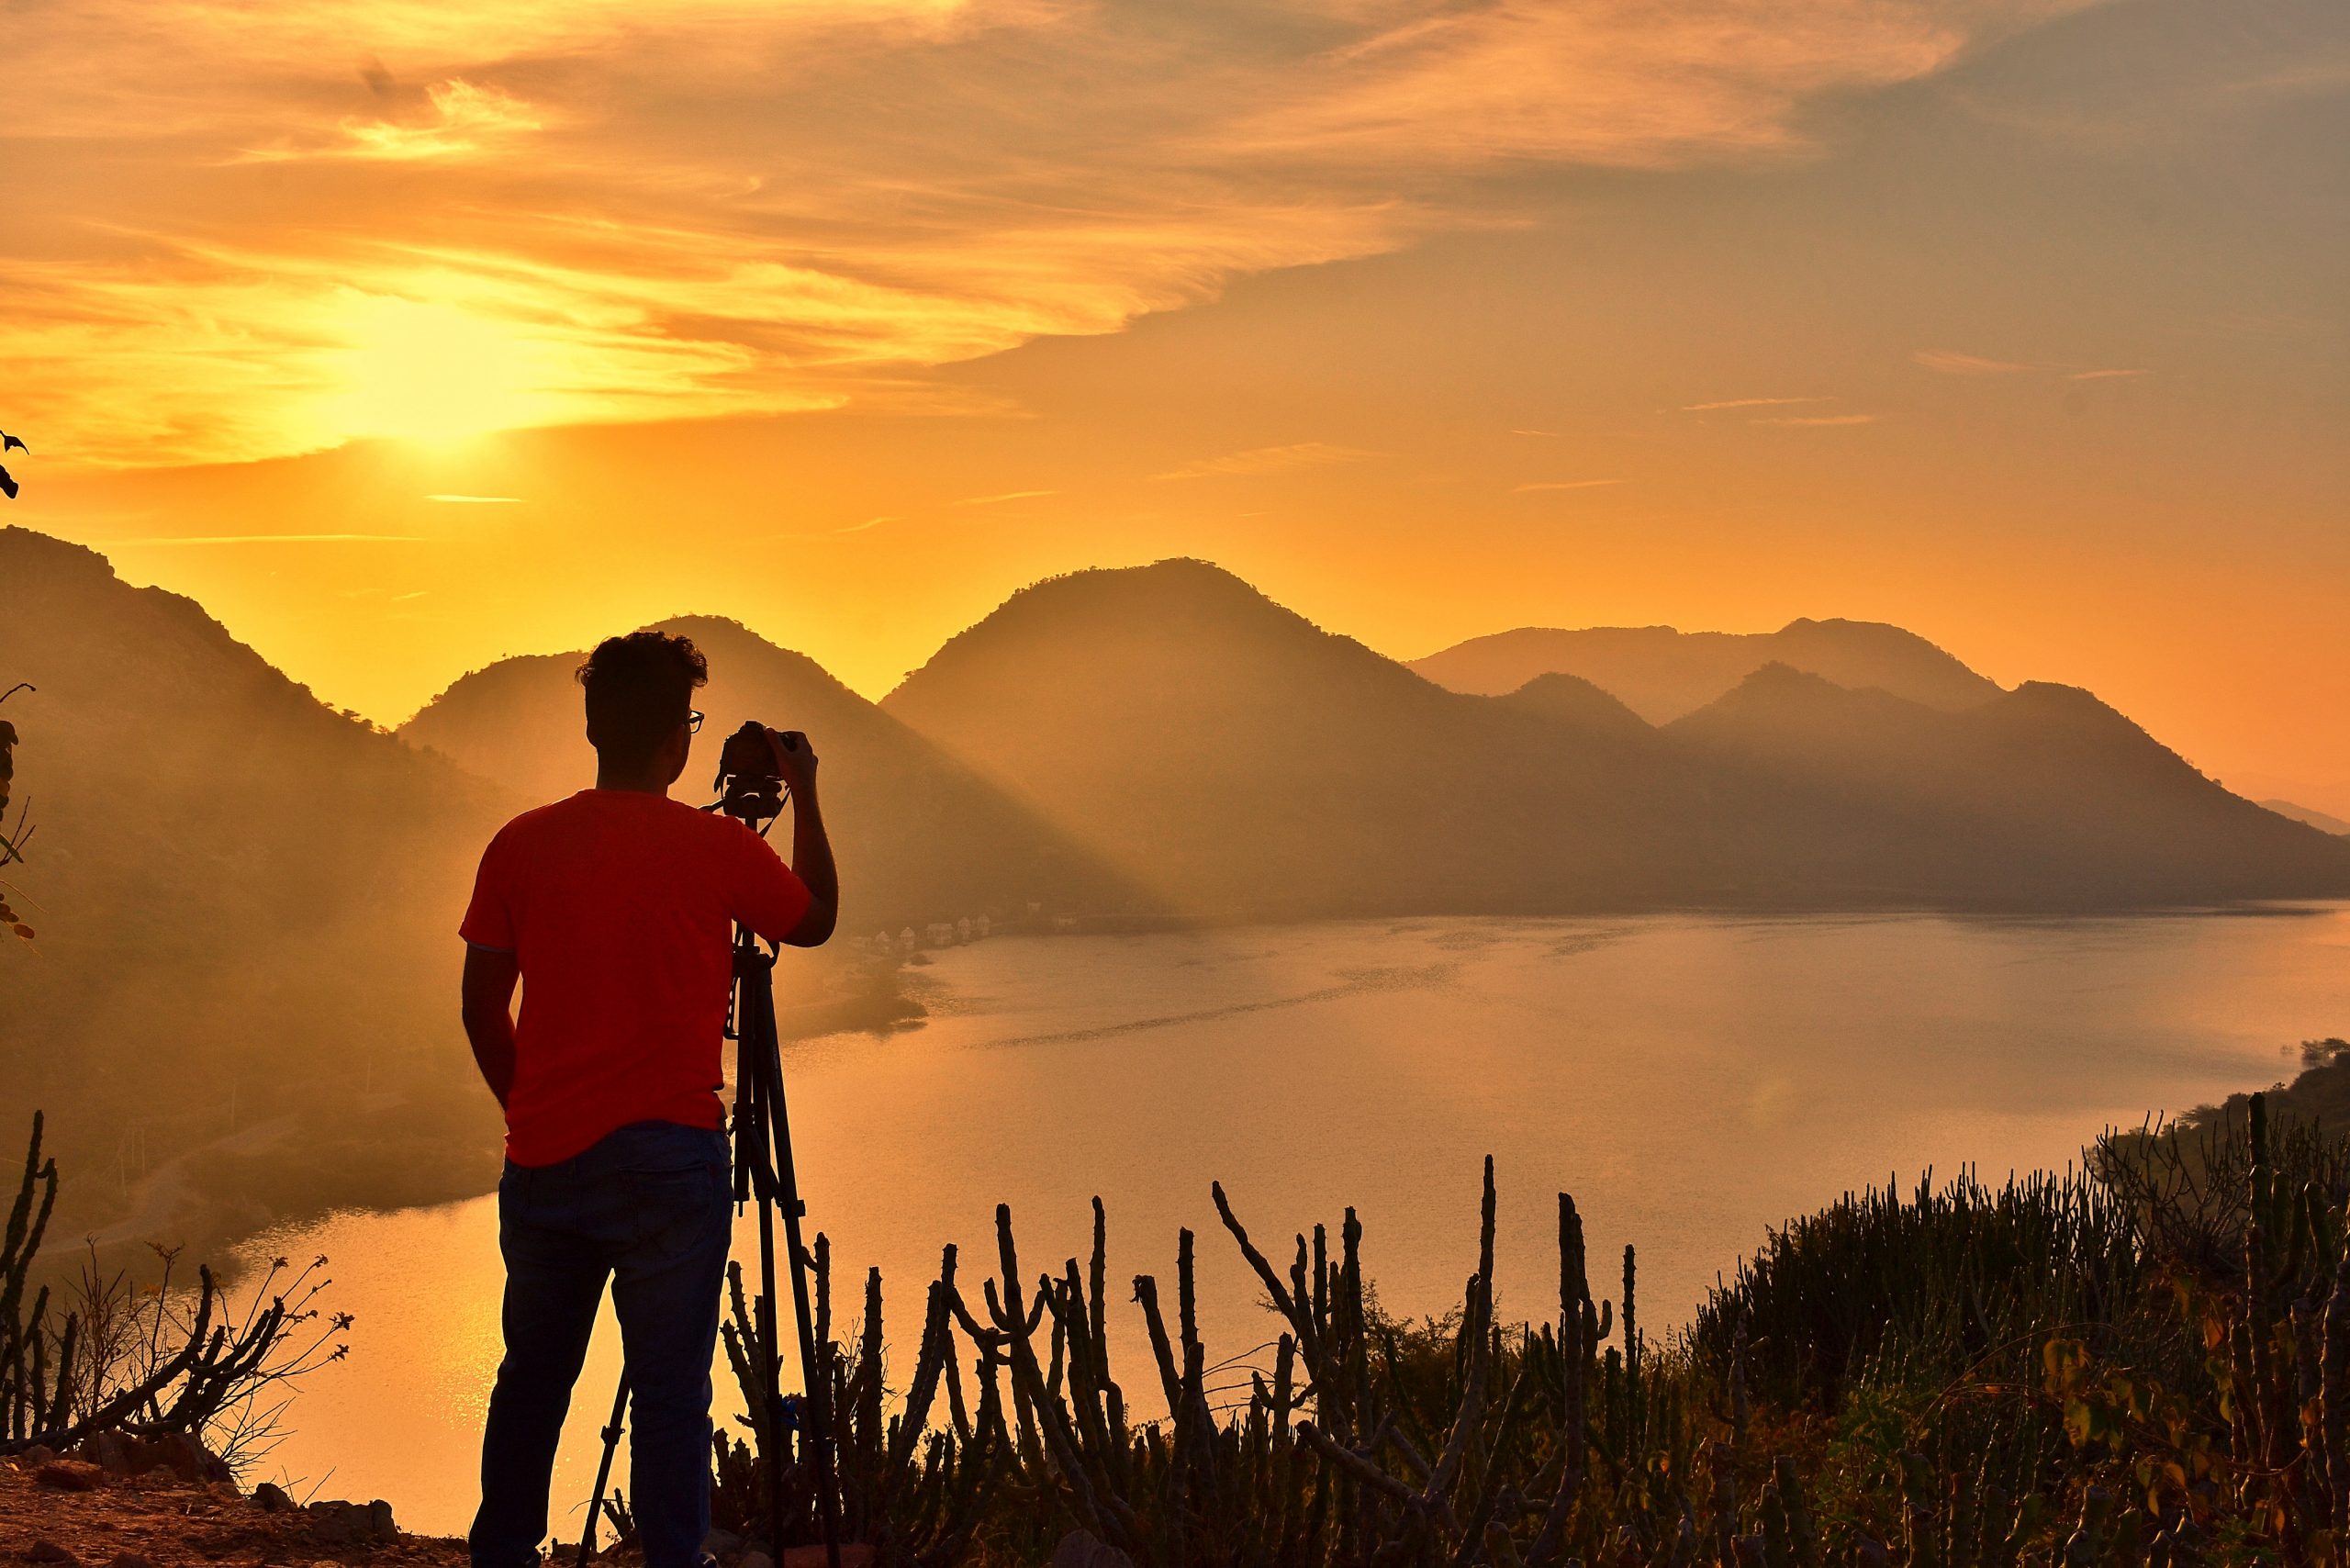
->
xmin=1780 ymin=615 xmax=1906 ymax=633
xmin=889 ymin=555 xmax=1408 ymax=717
xmin=1493 ymin=671 xmax=1653 ymax=735
xmin=1995 ymin=680 xmax=2161 ymax=740
xmin=647 ymin=611 xmax=763 ymax=644
xmin=408 ymin=615 xmax=858 ymax=740
xmin=970 ymin=557 xmax=1307 ymax=629
xmin=649 ymin=611 xmax=797 ymax=650
xmin=1744 ymin=658 xmax=1832 ymax=689
xmin=1684 ymin=660 xmax=1835 ymax=713
xmin=1413 ymin=615 xmax=2001 ymax=720
xmin=2264 ymin=800 xmax=2350 ymax=837
xmin=644 ymin=614 xmax=862 ymax=700
xmin=1670 ymin=661 xmax=1934 ymax=738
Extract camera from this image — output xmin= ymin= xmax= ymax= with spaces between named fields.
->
xmin=714 ymin=719 xmax=787 ymax=821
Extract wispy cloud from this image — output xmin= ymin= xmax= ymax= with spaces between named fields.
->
xmin=422 ymin=493 xmax=524 ymax=504
xmin=239 ymin=80 xmax=546 ymax=164
xmin=1225 ymin=3 xmax=2072 ymax=169
xmin=1678 ymin=396 xmax=1832 ymax=412
xmin=951 ymin=489 xmax=1058 ymax=507
xmin=1916 ymin=350 xmax=2154 ymax=384
xmin=1151 ymin=442 xmax=1373 ymax=482
xmin=2221 ymin=62 xmax=2350 ymax=99
xmin=1912 ymin=349 xmax=2032 ymax=375
xmin=1751 ymin=413 xmax=1880 ymax=427
xmin=102 ymin=533 xmax=431 ymax=545
xmin=1513 ymin=478 xmax=1625 ymax=492
xmin=775 ymin=514 xmax=901 ymax=541
xmin=341 ymin=81 xmax=544 ymax=161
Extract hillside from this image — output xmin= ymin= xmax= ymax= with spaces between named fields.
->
xmin=2264 ymin=800 xmax=2350 ymax=836
xmin=1412 ymin=618 xmax=2002 ymax=720
xmin=0 ymin=526 xmax=513 ymax=1247
xmin=1668 ymin=664 xmax=2350 ymax=903
xmin=882 ymin=560 xmax=1737 ymax=914
xmin=400 ymin=615 xmax=1135 ymax=931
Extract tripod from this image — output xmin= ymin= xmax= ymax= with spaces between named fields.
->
xmin=576 ymin=777 xmax=843 ymax=1568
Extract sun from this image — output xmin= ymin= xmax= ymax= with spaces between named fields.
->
xmin=326 ymin=296 xmax=547 ymax=447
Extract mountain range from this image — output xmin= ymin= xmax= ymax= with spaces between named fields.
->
xmin=882 ymin=560 xmax=2348 ymax=913
xmin=6 ymin=525 xmax=2347 ymax=1245
xmin=1410 ymin=619 xmax=2004 ymax=720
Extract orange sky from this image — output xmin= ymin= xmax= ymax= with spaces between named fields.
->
xmin=4 ymin=0 xmax=2345 ymax=812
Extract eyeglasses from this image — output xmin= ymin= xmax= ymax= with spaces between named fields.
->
xmin=687 ymin=711 xmax=705 ymax=734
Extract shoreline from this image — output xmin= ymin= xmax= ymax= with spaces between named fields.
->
xmin=39 ymin=903 xmax=2349 ymax=1280
xmin=40 ymin=958 xmax=932 ymax=1281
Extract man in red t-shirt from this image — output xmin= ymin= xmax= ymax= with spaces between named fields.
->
xmin=459 ymin=631 xmax=837 ymax=1568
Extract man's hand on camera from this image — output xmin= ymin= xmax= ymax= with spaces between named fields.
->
xmin=765 ymin=727 xmax=818 ymax=794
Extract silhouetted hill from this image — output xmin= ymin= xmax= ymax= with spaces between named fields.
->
xmin=401 ymin=615 xmax=1133 ymax=931
xmin=1492 ymin=672 xmax=1654 ymax=737
xmin=1413 ymin=619 xmax=2002 ymax=720
xmin=1668 ymin=665 xmax=2350 ymax=902
xmin=882 ymin=560 xmax=1732 ymax=914
xmin=0 ymin=525 xmax=514 ymax=1245
xmin=2263 ymin=801 xmax=2350 ymax=837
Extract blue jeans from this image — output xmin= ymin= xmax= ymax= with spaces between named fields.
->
xmin=470 ymin=1120 xmax=733 ymax=1568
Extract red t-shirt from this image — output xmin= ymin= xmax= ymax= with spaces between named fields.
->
xmin=460 ymin=790 xmax=814 ymax=1167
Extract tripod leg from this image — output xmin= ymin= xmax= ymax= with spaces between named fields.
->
xmin=777 ymin=1188 xmax=843 ymax=1568
xmin=742 ymin=944 xmax=843 ymax=1568
xmin=754 ymin=1084 xmax=788 ymax=1562
xmin=735 ymin=936 xmax=797 ymax=1565
xmin=576 ymin=1369 xmax=631 ymax=1568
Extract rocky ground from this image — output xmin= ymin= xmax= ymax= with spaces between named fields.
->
xmin=2 ymin=1450 xmax=463 ymax=1568
xmin=3 ymin=1444 xmax=871 ymax=1568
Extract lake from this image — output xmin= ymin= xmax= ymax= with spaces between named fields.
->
xmin=236 ymin=908 xmax=2350 ymax=1537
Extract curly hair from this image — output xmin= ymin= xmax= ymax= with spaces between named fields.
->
xmin=577 ymin=630 xmax=708 ymax=771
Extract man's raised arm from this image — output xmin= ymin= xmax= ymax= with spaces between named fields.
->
xmin=769 ymin=728 xmax=837 ymax=947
